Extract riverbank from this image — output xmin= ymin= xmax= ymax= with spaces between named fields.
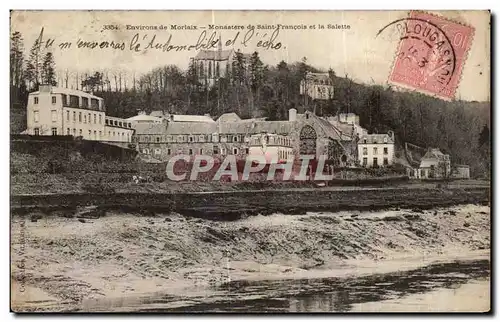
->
xmin=11 ymin=183 xmax=490 ymax=219
xmin=11 ymin=204 xmax=490 ymax=312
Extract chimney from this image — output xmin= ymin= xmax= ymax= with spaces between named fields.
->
xmin=288 ymin=108 xmax=297 ymax=122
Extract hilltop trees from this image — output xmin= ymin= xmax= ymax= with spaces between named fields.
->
xmin=479 ymin=124 xmax=490 ymax=148
xmin=25 ymin=39 xmax=43 ymax=91
xmin=10 ymin=32 xmax=24 ymax=89
xmin=8 ymin=32 xmax=491 ymax=177
xmin=41 ymin=52 xmax=57 ymax=86
xmin=10 ymin=31 xmax=28 ymax=110
xmin=81 ymin=72 xmax=104 ymax=93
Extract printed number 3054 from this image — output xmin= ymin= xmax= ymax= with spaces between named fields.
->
xmin=103 ymin=25 xmax=119 ymax=31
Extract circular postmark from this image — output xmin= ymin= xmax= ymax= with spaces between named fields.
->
xmin=376 ymin=16 xmax=459 ymax=97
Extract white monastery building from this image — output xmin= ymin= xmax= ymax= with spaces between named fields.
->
xmin=25 ymin=85 xmax=134 ymax=143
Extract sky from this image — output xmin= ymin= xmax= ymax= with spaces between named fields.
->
xmin=10 ymin=10 xmax=490 ymax=101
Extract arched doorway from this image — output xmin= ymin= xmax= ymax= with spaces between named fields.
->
xmin=299 ymin=125 xmax=317 ymax=156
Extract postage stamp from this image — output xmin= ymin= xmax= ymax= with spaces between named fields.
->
xmin=386 ymin=11 xmax=475 ymax=100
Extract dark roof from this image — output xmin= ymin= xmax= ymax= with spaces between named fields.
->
xmin=135 ymin=121 xmax=218 ymax=135
xmin=359 ymin=133 xmax=394 ymax=144
xmin=134 ymin=111 xmax=358 ymax=148
xmin=218 ymin=120 xmax=295 ymax=135
xmin=134 ymin=123 xmax=167 ymax=135
xmin=422 ymin=148 xmax=449 ymax=160
xmin=305 ymin=72 xmax=331 ymax=81
xmin=166 ymin=121 xmax=217 ymax=134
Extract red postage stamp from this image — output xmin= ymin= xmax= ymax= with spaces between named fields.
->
xmin=387 ymin=11 xmax=475 ymax=100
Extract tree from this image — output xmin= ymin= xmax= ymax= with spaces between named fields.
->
xmin=186 ymin=59 xmax=199 ymax=110
xmin=81 ymin=72 xmax=104 ymax=93
xmin=26 ymin=33 xmax=44 ymax=90
xmin=478 ymin=124 xmax=490 ymax=147
xmin=41 ymin=52 xmax=57 ymax=86
xmin=249 ymin=52 xmax=264 ymax=92
xmin=324 ymin=68 xmax=337 ymax=116
xmin=477 ymin=124 xmax=491 ymax=177
xmin=231 ymin=50 xmax=247 ymax=113
xmin=10 ymin=31 xmax=27 ymax=110
xmin=249 ymin=51 xmax=264 ymax=114
xmin=10 ymin=32 xmax=24 ymax=88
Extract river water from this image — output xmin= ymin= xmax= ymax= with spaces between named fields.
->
xmin=123 ymin=259 xmax=489 ymax=312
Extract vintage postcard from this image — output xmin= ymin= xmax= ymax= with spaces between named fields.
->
xmin=10 ymin=10 xmax=491 ymax=313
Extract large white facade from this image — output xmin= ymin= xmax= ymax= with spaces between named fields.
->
xmin=25 ymin=85 xmax=133 ymax=143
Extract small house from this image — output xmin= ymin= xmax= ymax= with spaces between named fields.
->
xmin=419 ymin=148 xmax=451 ymax=179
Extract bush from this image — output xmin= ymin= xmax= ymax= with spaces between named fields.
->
xmin=46 ymin=159 xmax=66 ymax=174
xmin=82 ymin=182 xmax=115 ymax=194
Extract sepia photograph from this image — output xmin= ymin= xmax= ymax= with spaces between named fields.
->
xmin=9 ymin=10 xmax=491 ymax=313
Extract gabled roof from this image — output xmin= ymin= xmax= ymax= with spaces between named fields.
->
xmin=304 ymin=72 xmax=331 ymax=81
xmin=252 ymin=121 xmax=295 ymax=135
xmin=172 ymin=115 xmax=215 ymax=123
xmin=166 ymin=121 xmax=218 ymax=134
xmin=127 ymin=114 xmax=163 ymax=122
xmin=217 ymin=119 xmax=295 ymax=135
xmin=422 ymin=148 xmax=449 ymax=160
xmin=217 ymin=112 xmax=241 ymax=123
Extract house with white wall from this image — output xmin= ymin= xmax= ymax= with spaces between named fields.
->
xmin=358 ymin=132 xmax=395 ymax=168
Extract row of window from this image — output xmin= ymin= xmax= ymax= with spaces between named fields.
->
xmin=33 ymin=95 xmax=101 ymax=109
xmin=362 ymin=147 xmax=389 ymax=155
xmin=136 ymin=133 xmax=251 ymax=144
xmin=33 ymin=110 xmax=132 ymax=131
xmin=136 ymin=134 xmax=294 ymax=145
xmin=249 ymin=135 xmax=292 ymax=147
xmin=65 ymin=110 xmax=103 ymax=125
xmin=63 ymin=95 xmax=101 ymax=109
xmin=362 ymin=157 xmax=389 ymax=166
xmin=278 ymin=149 xmax=293 ymax=160
xmin=142 ymin=146 xmax=250 ymax=156
xmin=106 ymin=118 xmax=132 ymax=128
xmin=32 ymin=127 xmax=130 ymax=140
xmin=33 ymin=127 xmax=60 ymax=136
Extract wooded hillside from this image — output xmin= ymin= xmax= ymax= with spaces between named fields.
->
xmin=10 ymin=31 xmax=491 ymax=177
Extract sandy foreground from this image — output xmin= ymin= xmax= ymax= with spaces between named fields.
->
xmin=11 ymin=204 xmax=490 ymax=312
